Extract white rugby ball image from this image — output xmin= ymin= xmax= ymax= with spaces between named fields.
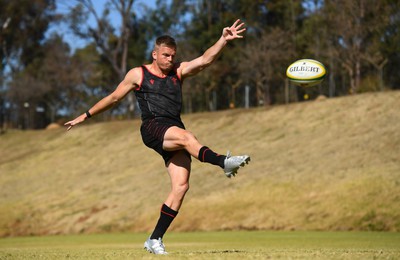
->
xmin=286 ymin=59 xmax=326 ymax=87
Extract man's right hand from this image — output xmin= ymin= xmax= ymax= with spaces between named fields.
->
xmin=64 ymin=114 xmax=87 ymax=131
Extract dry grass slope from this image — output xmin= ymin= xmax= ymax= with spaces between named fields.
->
xmin=0 ymin=91 xmax=399 ymax=237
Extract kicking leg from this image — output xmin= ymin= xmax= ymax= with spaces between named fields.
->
xmin=163 ymin=126 xmax=250 ymax=177
xmin=163 ymin=126 xmax=224 ymax=167
xmin=162 ymin=126 xmax=202 ymax=157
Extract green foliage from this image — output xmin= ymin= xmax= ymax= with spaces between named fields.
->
xmin=0 ymin=0 xmax=56 ymax=69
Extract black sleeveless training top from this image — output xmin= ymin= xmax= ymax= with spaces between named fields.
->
xmin=134 ymin=65 xmax=183 ymax=122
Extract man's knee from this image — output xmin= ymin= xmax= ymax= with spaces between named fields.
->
xmin=173 ymin=182 xmax=190 ymax=197
xmin=175 ymin=130 xmax=196 ymax=147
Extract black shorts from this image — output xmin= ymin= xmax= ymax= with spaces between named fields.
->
xmin=140 ymin=117 xmax=191 ymax=165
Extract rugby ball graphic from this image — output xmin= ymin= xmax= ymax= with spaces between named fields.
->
xmin=286 ymin=59 xmax=326 ymax=87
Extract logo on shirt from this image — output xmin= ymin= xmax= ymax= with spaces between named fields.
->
xmin=150 ymin=79 xmax=155 ymax=85
xmin=171 ymin=77 xmax=177 ymax=85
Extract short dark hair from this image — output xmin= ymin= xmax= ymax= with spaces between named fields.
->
xmin=155 ymin=35 xmax=177 ymax=49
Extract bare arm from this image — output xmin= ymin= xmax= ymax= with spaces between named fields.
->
xmin=64 ymin=67 xmax=141 ymax=131
xmin=180 ymin=19 xmax=246 ymax=79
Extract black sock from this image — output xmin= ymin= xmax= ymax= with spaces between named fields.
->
xmin=150 ymin=204 xmax=178 ymax=239
xmin=198 ymin=146 xmax=226 ymax=168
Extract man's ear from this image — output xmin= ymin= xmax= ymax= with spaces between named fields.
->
xmin=152 ymin=50 xmax=157 ymax=60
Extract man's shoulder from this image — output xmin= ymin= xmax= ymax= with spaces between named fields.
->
xmin=128 ymin=66 xmax=145 ymax=77
xmin=130 ymin=65 xmax=145 ymax=72
xmin=174 ymin=62 xmax=184 ymax=70
xmin=174 ymin=62 xmax=186 ymax=79
xmin=125 ymin=66 xmax=144 ymax=86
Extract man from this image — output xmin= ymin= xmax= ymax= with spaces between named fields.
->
xmin=65 ymin=19 xmax=250 ymax=255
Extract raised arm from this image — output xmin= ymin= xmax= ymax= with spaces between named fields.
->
xmin=64 ymin=67 xmax=141 ymax=131
xmin=179 ymin=19 xmax=246 ymax=79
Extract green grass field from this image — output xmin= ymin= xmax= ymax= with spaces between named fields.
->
xmin=1 ymin=231 xmax=399 ymax=259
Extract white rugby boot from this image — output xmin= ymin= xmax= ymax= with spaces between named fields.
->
xmin=144 ymin=237 xmax=168 ymax=255
xmin=223 ymin=151 xmax=250 ymax=178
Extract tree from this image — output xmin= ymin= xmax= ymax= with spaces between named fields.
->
xmin=0 ymin=0 xmax=57 ymax=73
xmin=382 ymin=0 xmax=400 ymax=90
xmin=0 ymin=0 xmax=57 ymax=129
xmin=240 ymin=28 xmax=294 ymax=106
xmin=324 ymin=0 xmax=390 ymax=94
xmin=7 ymin=34 xmax=86 ymax=128
xmin=234 ymin=0 xmax=304 ymax=105
xmin=179 ymin=0 xmax=251 ymax=111
xmin=300 ymin=1 xmax=335 ymax=97
xmin=67 ymin=0 xmax=137 ymax=117
xmin=361 ymin=0 xmax=399 ymax=91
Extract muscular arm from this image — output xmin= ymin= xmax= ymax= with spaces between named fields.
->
xmin=64 ymin=67 xmax=141 ymax=130
xmin=180 ymin=19 xmax=246 ymax=79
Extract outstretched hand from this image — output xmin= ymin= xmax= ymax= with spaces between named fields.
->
xmin=222 ymin=19 xmax=246 ymax=41
xmin=64 ymin=114 xmax=86 ymax=131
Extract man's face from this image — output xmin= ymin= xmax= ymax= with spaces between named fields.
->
xmin=153 ymin=44 xmax=176 ymax=72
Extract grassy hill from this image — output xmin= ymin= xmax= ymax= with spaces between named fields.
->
xmin=0 ymin=91 xmax=399 ymax=237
